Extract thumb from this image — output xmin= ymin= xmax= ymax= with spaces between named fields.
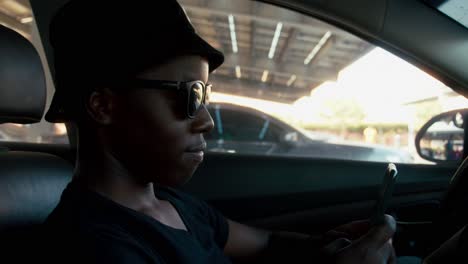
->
xmin=322 ymin=238 xmax=352 ymax=255
xmin=354 ymin=215 xmax=396 ymax=251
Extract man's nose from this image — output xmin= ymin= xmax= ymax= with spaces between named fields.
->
xmin=191 ymin=104 xmax=214 ymax=134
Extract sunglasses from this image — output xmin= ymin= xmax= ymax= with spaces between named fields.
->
xmin=121 ymin=79 xmax=212 ymax=119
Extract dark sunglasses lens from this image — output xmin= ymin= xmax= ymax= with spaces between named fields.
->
xmin=189 ymin=82 xmax=204 ymax=116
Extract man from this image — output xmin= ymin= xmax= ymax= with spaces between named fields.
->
xmin=43 ymin=0 xmax=396 ymax=263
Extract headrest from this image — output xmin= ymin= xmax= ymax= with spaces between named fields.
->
xmin=0 ymin=25 xmax=46 ymax=124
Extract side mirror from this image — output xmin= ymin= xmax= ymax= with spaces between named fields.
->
xmin=415 ymin=109 xmax=467 ymax=164
xmin=281 ymin=131 xmax=299 ymax=146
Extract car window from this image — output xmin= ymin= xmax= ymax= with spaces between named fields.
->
xmin=0 ymin=0 xmax=68 ymax=144
xmin=177 ymin=0 xmax=468 ymax=164
xmin=207 ymin=105 xmax=283 ymax=143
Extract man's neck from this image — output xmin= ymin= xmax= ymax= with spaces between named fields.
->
xmin=74 ymin=147 xmax=162 ymax=213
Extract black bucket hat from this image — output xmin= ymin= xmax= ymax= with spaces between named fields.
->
xmin=45 ymin=0 xmax=224 ymax=122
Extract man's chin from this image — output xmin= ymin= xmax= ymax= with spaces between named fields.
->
xmin=179 ymin=168 xmax=197 ymax=185
xmin=155 ymin=169 xmax=196 ymax=188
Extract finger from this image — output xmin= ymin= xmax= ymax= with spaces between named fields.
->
xmin=322 ymin=238 xmax=352 ymax=255
xmin=324 ymin=230 xmax=351 ymax=242
xmin=379 ymin=241 xmax=395 ymax=264
xmin=387 ymin=245 xmax=397 ymax=264
xmin=334 ymin=220 xmax=371 ymax=238
xmin=354 ymin=215 xmax=396 ymax=250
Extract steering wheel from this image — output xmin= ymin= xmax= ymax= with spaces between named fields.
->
xmin=415 ymin=157 xmax=468 ymax=261
xmin=431 ymin=155 xmax=468 ymax=250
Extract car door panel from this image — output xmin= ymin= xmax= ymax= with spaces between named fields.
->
xmin=246 ymin=193 xmax=442 ymax=233
xmin=183 ymin=153 xmax=456 ymax=234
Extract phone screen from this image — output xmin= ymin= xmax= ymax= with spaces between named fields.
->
xmin=371 ymin=163 xmax=398 ymax=225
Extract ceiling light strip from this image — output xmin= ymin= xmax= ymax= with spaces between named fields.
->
xmin=287 ymin=74 xmax=297 ymax=86
xmin=20 ymin=17 xmax=33 ymax=24
xmin=268 ymin=22 xmax=283 ymax=59
xmin=235 ymin=65 xmax=242 ymax=79
xmin=304 ymin=31 xmax=332 ymax=65
xmin=228 ymin=14 xmax=238 ymax=53
xmin=261 ymin=70 xmax=269 ymax=82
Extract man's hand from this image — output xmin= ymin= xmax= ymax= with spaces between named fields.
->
xmin=323 ymin=218 xmax=372 ymax=244
xmin=321 ymin=214 xmax=397 ymax=264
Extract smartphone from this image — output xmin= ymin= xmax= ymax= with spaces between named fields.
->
xmin=370 ymin=163 xmax=398 ymax=226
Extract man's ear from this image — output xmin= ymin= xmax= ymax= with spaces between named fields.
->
xmin=85 ymin=88 xmax=117 ymax=125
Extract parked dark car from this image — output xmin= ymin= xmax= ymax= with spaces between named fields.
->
xmin=205 ymin=103 xmax=414 ymax=163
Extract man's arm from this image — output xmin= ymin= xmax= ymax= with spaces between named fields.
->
xmin=223 ymin=219 xmax=317 ymax=261
xmin=223 ymin=219 xmax=270 ymax=259
xmin=223 ymin=215 xmax=397 ymax=263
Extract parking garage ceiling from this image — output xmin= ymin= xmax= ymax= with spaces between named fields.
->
xmin=181 ymin=0 xmax=373 ymax=103
xmin=0 ymin=0 xmax=372 ymax=103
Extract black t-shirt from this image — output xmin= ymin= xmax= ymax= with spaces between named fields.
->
xmin=43 ymin=182 xmax=232 ymax=264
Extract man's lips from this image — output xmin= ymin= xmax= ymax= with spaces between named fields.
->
xmin=184 ymin=142 xmax=207 ymax=163
xmin=185 ymin=142 xmax=207 ymax=153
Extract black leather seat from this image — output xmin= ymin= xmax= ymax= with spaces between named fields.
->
xmin=0 ymin=25 xmax=73 ymax=259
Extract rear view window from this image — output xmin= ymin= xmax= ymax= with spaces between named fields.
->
xmin=0 ymin=123 xmax=68 ymax=144
xmin=0 ymin=0 xmax=68 ymax=144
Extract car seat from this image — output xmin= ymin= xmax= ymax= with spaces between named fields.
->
xmin=0 ymin=24 xmax=72 ymax=259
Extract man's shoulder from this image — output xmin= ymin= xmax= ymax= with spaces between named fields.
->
xmin=41 ymin=222 xmax=158 ymax=263
xmin=43 ymin=185 xmax=134 ymax=244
